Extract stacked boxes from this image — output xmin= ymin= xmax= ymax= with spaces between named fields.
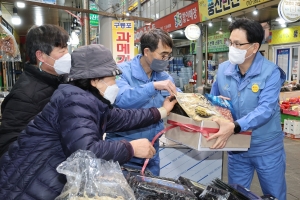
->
xmin=283 ymin=119 xmax=300 ymax=138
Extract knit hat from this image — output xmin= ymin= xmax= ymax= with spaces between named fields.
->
xmin=68 ymin=44 xmax=122 ymax=81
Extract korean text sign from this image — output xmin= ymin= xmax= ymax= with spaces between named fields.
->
xmin=198 ymin=0 xmax=271 ymax=22
xmin=112 ymin=20 xmax=134 ymax=64
xmin=134 ymin=2 xmax=199 ymax=43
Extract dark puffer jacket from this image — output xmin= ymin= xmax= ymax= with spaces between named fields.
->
xmin=0 ymin=62 xmax=64 ymax=156
xmin=0 ymin=84 xmax=160 ymax=200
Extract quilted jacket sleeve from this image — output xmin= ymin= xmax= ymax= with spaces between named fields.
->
xmin=57 ymin=92 xmax=135 ymax=164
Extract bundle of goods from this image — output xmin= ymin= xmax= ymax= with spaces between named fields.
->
xmin=55 ymin=150 xmax=136 ymax=200
xmin=174 ymin=93 xmax=235 ymax=122
xmin=0 ymin=24 xmax=21 ymax=61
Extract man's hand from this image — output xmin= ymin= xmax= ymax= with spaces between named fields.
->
xmin=162 ymin=96 xmax=177 ymax=115
xmin=207 ymin=117 xmax=235 ymax=149
xmin=130 ymin=139 xmax=156 ymax=158
xmin=153 ymin=80 xmax=177 ymax=95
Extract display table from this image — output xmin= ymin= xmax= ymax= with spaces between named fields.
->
xmin=281 ymin=113 xmax=300 ymax=123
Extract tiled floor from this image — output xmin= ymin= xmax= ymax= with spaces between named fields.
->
xmin=222 ymin=137 xmax=300 ymax=199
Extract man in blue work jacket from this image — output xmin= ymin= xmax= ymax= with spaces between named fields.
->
xmin=209 ymin=18 xmax=286 ymax=200
xmin=106 ymin=28 xmax=181 ymax=176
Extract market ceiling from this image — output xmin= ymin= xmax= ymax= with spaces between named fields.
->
xmin=1 ymin=0 xmax=153 ymax=36
xmin=1 ymin=0 xmax=284 ymax=37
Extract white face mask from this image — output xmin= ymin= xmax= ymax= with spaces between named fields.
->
xmin=228 ymin=44 xmax=254 ymax=65
xmin=100 ymin=80 xmax=119 ymax=104
xmin=43 ymin=53 xmax=72 ymax=75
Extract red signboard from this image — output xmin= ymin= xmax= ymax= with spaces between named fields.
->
xmin=134 ymin=2 xmax=200 ymax=43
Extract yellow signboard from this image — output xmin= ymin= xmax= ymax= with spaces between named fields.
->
xmin=198 ymin=0 xmax=271 ymax=22
xmin=269 ymin=26 xmax=300 ymax=45
xmin=112 ymin=20 xmax=135 ymax=64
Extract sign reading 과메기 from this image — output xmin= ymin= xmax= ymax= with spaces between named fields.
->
xmin=198 ymin=0 xmax=271 ymax=22
xmin=112 ymin=20 xmax=134 ymax=64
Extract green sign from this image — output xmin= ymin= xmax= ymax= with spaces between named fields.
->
xmin=203 ymin=32 xmax=230 ymax=53
xmin=90 ymin=3 xmax=99 ymax=26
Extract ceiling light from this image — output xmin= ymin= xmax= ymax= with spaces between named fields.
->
xmin=181 ymin=30 xmax=184 ymax=34
xmin=216 ymin=18 xmax=223 ymax=34
xmin=208 ymin=21 xmax=213 ymax=27
xmin=16 ymin=2 xmax=25 ymax=8
xmin=281 ymin=23 xmax=287 ymax=28
xmin=228 ymin=14 xmax=232 ymax=22
xmin=170 ymin=34 xmax=173 ymax=38
xmin=253 ymin=6 xmax=258 ymax=15
xmin=12 ymin=7 xmax=21 ymax=25
xmin=126 ymin=12 xmax=130 ymax=16
xmin=276 ymin=17 xmax=286 ymax=24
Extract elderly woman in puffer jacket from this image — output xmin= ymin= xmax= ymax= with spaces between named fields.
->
xmin=0 ymin=44 xmax=177 ymax=200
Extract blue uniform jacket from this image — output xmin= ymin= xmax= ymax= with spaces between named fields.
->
xmin=211 ymin=53 xmax=286 ymax=156
xmin=0 ymin=84 xmax=160 ymax=200
xmin=106 ymin=54 xmax=181 ymax=175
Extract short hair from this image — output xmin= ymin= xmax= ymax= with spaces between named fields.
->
xmin=26 ymin=24 xmax=69 ymax=64
xmin=229 ymin=18 xmax=264 ymax=49
xmin=140 ymin=28 xmax=173 ymax=55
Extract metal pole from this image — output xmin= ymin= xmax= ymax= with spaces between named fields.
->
xmin=205 ymin=24 xmax=208 ymax=85
xmin=196 ymin=23 xmax=203 ymax=87
xmin=138 ymin=0 xmax=141 ymax=28
xmin=82 ymin=0 xmax=90 ymax=45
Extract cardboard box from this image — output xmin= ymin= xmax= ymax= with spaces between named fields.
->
xmin=165 ymin=113 xmax=251 ymax=151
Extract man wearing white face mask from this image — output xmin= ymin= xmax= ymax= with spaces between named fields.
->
xmin=209 ymin=18 xmax=286 ymax=200
xmin=0 ymin=24 xmax=70 ymax=157
xmin=106 ymin=28 xmax=182 ymax=176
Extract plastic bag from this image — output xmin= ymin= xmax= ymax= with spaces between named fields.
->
xmin=0 ymin=24 xmax=21 ymax=61
xmin=205 ymin=93 xmax=236 ymax=121
xmin=55 ymin=150 xmax=136 ymax=200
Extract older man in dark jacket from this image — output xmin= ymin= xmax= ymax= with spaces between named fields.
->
xmin=0 ymin=24 xmax=70 ymax=156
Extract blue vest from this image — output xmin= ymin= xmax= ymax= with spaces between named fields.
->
xmin=216 ymin=53 xmax=285 ymax=156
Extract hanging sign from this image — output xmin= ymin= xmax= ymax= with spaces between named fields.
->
xmin=112 ymin=20 xmax=135 ymax=64
xmin=134 ymin=2 xmax=200 ymax=43
xmin=198 ymin=0 xmax=271 ymax=22
xmin=278 ymin=0 xmax=300 ymax=23
xmin=203 ymin=32 xmax=230 ymax=53
xmin=185 ymin=24 xmax=201 ymax=40
xmin=90 ymin=2 xmax=99 ymax=26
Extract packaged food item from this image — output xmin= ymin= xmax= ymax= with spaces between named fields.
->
xmin=174 ymin=93 xmax=234 ymax=122
xmin=0 ymin=24 xmax=21 ymax=61
xmin=128 ymin=175 xmax=197 ymax=199
xmin=55 ymin=150 xmax=135 ymax=200
xmin=177 ymin=176 xmax=206 ymax=198
xmin=204 ymin=94 xmax=236 ymax=121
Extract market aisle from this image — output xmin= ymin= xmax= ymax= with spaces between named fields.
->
xmin=222 ymin=137 xmax=300 ymax=199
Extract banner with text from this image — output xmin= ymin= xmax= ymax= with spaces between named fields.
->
xmin=198 ymin=0 xmax=271 ymax=22
xmin=135 ymin=2 xmax=200 ymax=43
xmin=203 ymin=32 xmax=230 ymax=53
xmin=269 ymin=26 xmax=300 ymax=45
xmin=112 ymin=20 xmax=134 ymax=64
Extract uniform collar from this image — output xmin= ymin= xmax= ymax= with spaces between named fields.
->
xmin=224 ymin=53 xmax=264 ymax=78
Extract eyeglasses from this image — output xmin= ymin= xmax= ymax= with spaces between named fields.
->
xmin=225 ymin=40 xmax=252 ymax=48
xmin=154 ymin=51 xmax=173 ymax=61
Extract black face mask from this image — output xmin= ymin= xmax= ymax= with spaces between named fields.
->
xmin=150 ymin=58 xmax=169 ymax=72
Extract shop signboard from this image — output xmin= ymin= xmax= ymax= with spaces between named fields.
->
xmin=90 ymin=2 xmax=99 ymax=27
xmin=203 ymin=32 xmax=230 ymax=53
xmin=112 ymin=20 xmax=134 ymax=64
xmin=269 ymin=26 xmax=300 ymax=45
xmin=134 ymin=2 xmax=200 ymax=43
xmin=198 ymin=0 xmax=271 ymax=22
